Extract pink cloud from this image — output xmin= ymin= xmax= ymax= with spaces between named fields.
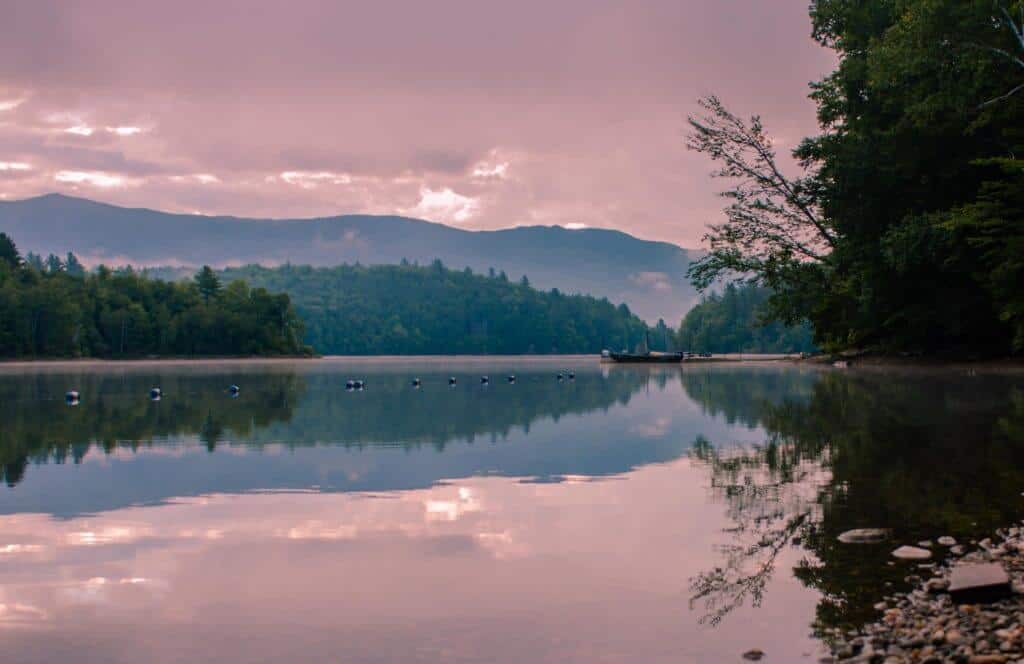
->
xmin=0 ymin=1 xmax=834 ymax=246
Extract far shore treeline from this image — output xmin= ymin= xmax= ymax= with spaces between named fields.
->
xmin=0 ymin=230 xmax=810 ymax=358
xmin=0 ymin=233 xmax=310 ymax=358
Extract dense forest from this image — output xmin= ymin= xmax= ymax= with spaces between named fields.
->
xmin=217 ymin=262 xmax=651 ymax=355
xmin=676 ymin=283 xmax=816 ymax=354
xmin=688 ymin=0 xmax=1024 ymax=355
xmin=0 ymin=233 xmax=308 ymax=358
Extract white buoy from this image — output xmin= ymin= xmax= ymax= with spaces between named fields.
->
xmin=228 ymin=384 xmax=240 ymax=396
xmin=448 ymin=377 xmax=457 ymax=386
xmin=412 ymin=378 xmax=422 ymax=387
xmin=65 ymin=390 xmax=80 ymax=404
xmin=150 ymin=387 xmax=162 ymax=400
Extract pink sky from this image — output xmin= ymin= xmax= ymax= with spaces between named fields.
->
xmin=0 ymin=0 xmax=834 ymax=247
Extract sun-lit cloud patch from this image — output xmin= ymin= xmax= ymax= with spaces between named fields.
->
xmin=54 ymin=170 xmax=128 ymax=188
xmin=565 ymin=222 xmax=587 ymax=230
xmin=629 ymin=271 xmax=673 ymax=292
xmin=0 ymin=98 xmax=26 ymax=112
xmin=471 ymin=161 xmax=509 ymax=179
xmin=0 ymin=162 xmax=31 ymax=171
xmin=106 ymin=126 xmax=143 ymax=136
xmin=278 ymin=171 xmax=352 ymax=189
xmin=193 ymin=173 xmax=219 ymax=184
xmin=64 ymin=125 xmax=95 ymax=136
xmin=408 ymin=186 xmax=480 ymax=223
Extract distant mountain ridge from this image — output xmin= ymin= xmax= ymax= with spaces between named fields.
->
xmin=0 ymin=194 xmax=700 ymax=322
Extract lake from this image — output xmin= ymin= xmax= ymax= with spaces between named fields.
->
xmin=2 ymin=357 xmax=1023 ymax=663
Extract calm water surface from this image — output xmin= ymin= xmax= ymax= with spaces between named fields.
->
xmin=2 ymin=358 xmax=1024 ymax=663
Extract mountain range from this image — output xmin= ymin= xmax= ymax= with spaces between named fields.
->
xmin=0 ymin=194 xmax=700 ymax=322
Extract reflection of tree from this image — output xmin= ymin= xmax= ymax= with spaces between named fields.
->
xmin=0 ymin=367 xmax=653 ymax=486
xmin=0 ymin=371 xmax=304 ymax=485
xmin=684 ymin=369 xmax=1024 ymax=635
xmin=688 ymin=435 xmax=826 ymax=626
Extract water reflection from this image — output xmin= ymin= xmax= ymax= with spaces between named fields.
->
xmin=683 ymin=367 xmax=1024 ymax=635
xmin=2 ymin=360 xmax=1024 ymax=662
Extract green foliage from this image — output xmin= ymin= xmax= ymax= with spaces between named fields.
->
xmin=0 ymin=233 xmax=20 ymax=268
xmin=0 ymin=242 xmax=308 ymax=358
xmin=691 ymin=0 xmax=1024 ymax=355
xmin=194 ymin=265 xmax=222 ymax=303
xmin=676 ymin=283 xmax=817 ymax=354
xmin=217 ymin=262 xmax=650 ymax=355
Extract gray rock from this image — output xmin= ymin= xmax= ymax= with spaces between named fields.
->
xmin=892 ymin=545 xmax=933 ymax=560
xmin=838 ymin=528 xmax=892 ymax=544
xmin=949 ymin=563 xmax=1012 ymax=604
xmin=938 ymin=536 xmax=958 ymax=547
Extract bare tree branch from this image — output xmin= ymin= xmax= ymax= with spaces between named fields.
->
xmin=685 ymin=96 xmax=835 ymax=290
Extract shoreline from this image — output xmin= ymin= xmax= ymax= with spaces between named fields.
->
xmin=829 ymin=527 xmax=1024 ymax=663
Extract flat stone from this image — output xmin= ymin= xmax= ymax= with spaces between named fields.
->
xmin=938 ymin=536 xmax=958 ymax=546
xmin=892 ymin=545 xmax=932 ymax=560
xmin=838 ymin=528 xmax=892 ymax=544
xmin=950 ymin=563 xmax=1012 ymax=605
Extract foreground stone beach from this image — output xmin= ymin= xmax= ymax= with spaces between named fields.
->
xmin=828 ymin=527 xmax=1024 ymax=663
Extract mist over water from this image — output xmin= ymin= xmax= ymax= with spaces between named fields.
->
xmin=1 ymin=358 xmax=1023 ymax=662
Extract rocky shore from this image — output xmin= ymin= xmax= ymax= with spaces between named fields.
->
xmin=827 ymin=527 xmax=1024 ymax=663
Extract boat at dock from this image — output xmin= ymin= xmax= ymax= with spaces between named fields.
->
xmin=606 ymin=350 xmax=686 ymax=363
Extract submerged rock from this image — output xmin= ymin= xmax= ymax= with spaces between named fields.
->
xmin=892 ymin=545 xmax=932 ymax=560
xmin=838 ymin=528 xmax=891 ymax=544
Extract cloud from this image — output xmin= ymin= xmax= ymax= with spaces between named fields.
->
xmin=106 ymin=126 xmax=143 ymax=136
xmin=0 ymin=97 xmax=27 ymax=112
xmin=407 ymin=187 xmax=480 ymax=223
xmin=279 ymin=171 xmax=353 ymax=189
xmin=471 ymin=161 xmax=509 ymax=179
xmin=54 ymin=170 xmax=129 ymax=188
xmin=629 ymin=271 xmax=673 ymax=292
xmin=0 ymin=1 xmax=834 ymax=245
xmin=0 ymin=162 xmax=31 ymax=171
xmin=65 ymin=125 xmax=95 ymax=136
xmin=564 ymin=222 xmax=587 ymax=230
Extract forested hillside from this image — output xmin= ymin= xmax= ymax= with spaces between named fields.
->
xmin=220 ymin=262 xmax=650 ymax=355
xmin=0 ymin=194 xmax=700 ymax=323
xmin=676 ymin=284 xmax=816 ymax=354
xmin=0 ymin=233 xmax=308 ymax=358
xmin=688 ymin=0 xmax=1024 ymax=355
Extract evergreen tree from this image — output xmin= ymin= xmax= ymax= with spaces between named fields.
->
xmin=65 ymin=252 xmax=86 ymax=276
xmin=194 ymin=266 xmax=221 ymax=303
xmin=0 ymin=233 xmax=20 ymax=268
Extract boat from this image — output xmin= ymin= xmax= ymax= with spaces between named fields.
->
xmin=607 ymin=350 xmax=686 ymax=363
xmin=603 ymin=331 xmax=685 ymax=363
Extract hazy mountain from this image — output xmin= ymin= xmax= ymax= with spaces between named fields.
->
xmin=0 ymin=194 xmax=700 ymax=322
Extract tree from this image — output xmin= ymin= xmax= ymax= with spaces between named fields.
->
xmin=0 ymin=233 xmax=20 ymax=268
xmin=45 ymin=254 xmax=65 ymax=273
xmin=65 ymin=252 xmax=86 ymax=276
xmin=194 ymin=266 xmax=221 ymax=303
xmin=685 ymin=96 xmax=836 ymax=294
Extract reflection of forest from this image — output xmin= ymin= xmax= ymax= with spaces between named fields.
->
xmin=0 ymin=367 xmax=654 ymax=486
xmin=684 ymin=369 xmax=1024 ymax=635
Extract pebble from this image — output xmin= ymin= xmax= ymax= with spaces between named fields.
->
xmin=829 ymin=527 xmax=1024 ymax=662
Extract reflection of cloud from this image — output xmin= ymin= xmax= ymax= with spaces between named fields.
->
xmin=425 ymin=487 xmax=480 ymax=522
xmin=630 ymin=417 xmax=670 ymax=438
xmin=629 ymin=271 xmax=673 ymax=292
